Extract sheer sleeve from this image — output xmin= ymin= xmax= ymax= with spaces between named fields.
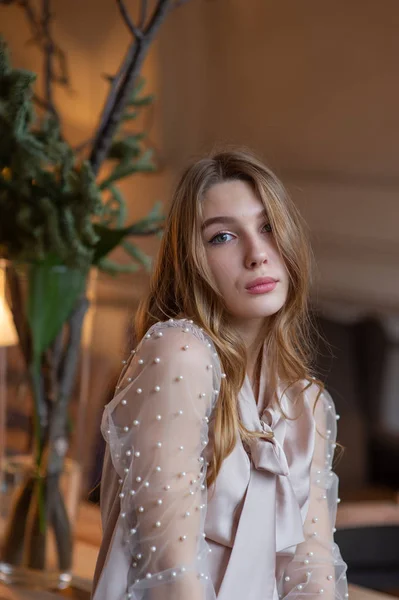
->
xmin=101 ymin=319 xmax=221 ymax=600
xmin=280 ymin=385 xmax=349 ymax=599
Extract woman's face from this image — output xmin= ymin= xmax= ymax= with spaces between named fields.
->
xmin=201 ymin=179 xmax=289 ymax=322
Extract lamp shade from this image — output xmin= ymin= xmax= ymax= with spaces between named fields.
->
xmin=0 ymin=265 xmax=18 ymax=347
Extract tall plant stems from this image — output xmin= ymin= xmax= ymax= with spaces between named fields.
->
xmin=89 ymin=0 xmax=175 ymax=174
xmin=0 ymin=0 xmax=194 ymax=578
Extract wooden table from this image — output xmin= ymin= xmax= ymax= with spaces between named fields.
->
xmin=0 ymin=580 xmax=395 ymax=599
xmin=0 ymin=583 xmax=89 ymax=599
xmin=0 ymin=503 xmax=396 ymax=599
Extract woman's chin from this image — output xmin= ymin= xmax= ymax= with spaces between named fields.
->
xmin=227 ymin=304 xmax=284 ymax=321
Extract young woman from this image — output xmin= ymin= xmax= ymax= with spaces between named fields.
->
xmin=91 ymin=149 xmax=348 ymax=600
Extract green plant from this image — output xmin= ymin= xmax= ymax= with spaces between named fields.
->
xmin=0 ymin=0 xmax=191 ymax=578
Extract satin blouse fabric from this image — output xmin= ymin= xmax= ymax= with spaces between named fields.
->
xmin=91 ymin=318 xmax=348 ymax=600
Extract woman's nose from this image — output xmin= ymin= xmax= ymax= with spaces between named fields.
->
xmin=244 ymin=238 xmax=269 ymax=269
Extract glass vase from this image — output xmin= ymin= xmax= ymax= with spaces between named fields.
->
xmin=0 ymin=259 xmax=97 ymax=590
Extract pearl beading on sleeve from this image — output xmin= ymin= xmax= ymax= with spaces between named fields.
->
xmin=100 ymin=318 xmax=222 ymax=598
xmin=278 ymin=387 xmax=348 ymax=599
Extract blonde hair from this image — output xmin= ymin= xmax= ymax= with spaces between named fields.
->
xmin=134 ymin=148 xmax=323 ymax=486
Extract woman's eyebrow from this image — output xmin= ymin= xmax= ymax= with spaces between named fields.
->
xmin=201 ymin=209 xmax=268 ymax=232
xmin=201 ymin=215 xmax=237 ymax=231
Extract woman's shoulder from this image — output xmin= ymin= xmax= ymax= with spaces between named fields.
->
xmin=110 ymin=317 xmax=222 ymax=414
xmin=297 ymin=380 xmax=340 ymax=439
xmin=138 ymin=317 xmax=216 ymax=352
xmin=301 ymin=379 xmax=337 ymax=414
xmin=282 ymin=378 xmax=338 ymax=421
xmin=134 ymin=317 xmax=221 ymax=370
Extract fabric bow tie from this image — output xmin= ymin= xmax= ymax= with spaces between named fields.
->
xmin=212 ymin=377 xmax=314 ymax=600
xmin=247 ymin=407 xmax=290 ymax=477
xmin=248 ymin=424 xmax=290 ymax=477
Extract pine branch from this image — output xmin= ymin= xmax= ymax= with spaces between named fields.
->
xmin=128 ymin=225 xmax=163 ymax=236
xmin=89 ymin=0 xmax=176 ymax=175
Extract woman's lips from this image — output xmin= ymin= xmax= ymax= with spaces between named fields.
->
xmin=245 ymin=281 xmax=277 ymax=294
xmin=245 ymin=277 xmax=278 ymax=294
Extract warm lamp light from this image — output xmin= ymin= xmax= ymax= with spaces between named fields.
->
xmin=0 ymin=261 xmax=17 ymax=492
xmin=0 ymin=263 xmax=18 ymax=347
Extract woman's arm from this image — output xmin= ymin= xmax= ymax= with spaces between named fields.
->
xmin=102 ymin=321 xmax=220 ymax=600
xmin=280 ymin=385 xmax=349 ymax=599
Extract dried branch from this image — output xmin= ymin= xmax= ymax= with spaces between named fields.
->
xmin=20 ymin=0 xmax=39 ymax=28
xmin=89 ymin=0 xmax=175 ymax=174
xmin=139 ymin=0 xmax=148 ymax=28
xmin=51 ymin=45 xmax=69 ymax=85
xmin=32 ymin=92 xmax=52 ymax=113
xmin=88 ymin=41 xmax=136 ymax=162
xmin=14 ymin=0 xmax=42 ymax=39
xmin=73 ymin=137 xmax=94 ymax=153
xmin=42 ymin=0 xmax=58 ymax=119
xmin=58 ymin=295 xmax=89 ymax=410
xmin=0 ymin=0 xmax=70 ymax=113
xmin=116 ymin=0 xmax=143 ymax=40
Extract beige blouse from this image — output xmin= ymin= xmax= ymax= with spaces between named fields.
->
xmin=91 ymin=318 xmax=348 ymax=600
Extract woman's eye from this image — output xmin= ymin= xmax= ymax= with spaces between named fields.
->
xmin=209 ymin=232 xmax=234 ymax=245
xmin=208 ymin=223 xmax=272 ymax=245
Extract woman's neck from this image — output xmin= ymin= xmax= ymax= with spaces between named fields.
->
xmin=228 ymin=316 xmax=268 ymax=390
xmin=178 ymin=312 xmax=266 ymax=391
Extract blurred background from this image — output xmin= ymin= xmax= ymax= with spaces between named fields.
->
xmin=1 ymin=0 xmax=399 ymax=596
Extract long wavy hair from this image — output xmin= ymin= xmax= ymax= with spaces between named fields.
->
xmin=134 ymin=148 xmax=323 ymax=486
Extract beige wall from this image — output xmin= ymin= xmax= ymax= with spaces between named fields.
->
xmin=3 ymin=0 xmax=399 ymax=486
xmin=156 ymin=0 xmax=399 ymax=313
xmin=3 ymin=0 xmax=399 ymax=314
